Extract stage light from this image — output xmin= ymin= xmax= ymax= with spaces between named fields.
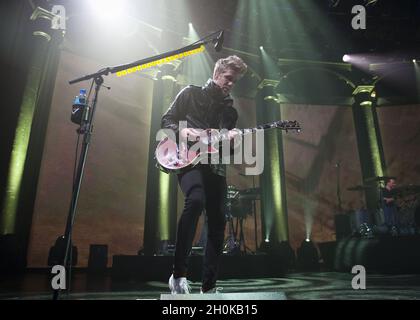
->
xmin=258 ymin=239 xmax=273 ymax=254
xmin=259 ymin=46 xmax=264 ymax=51
xmin=297 ymin=239 xmax=320 ymax=271
xmin=88 ymin=0 xmax=125 ymax=20
xmin=342 ymin=54 xmax=351 ymax=62
xmin=413 ymin=59 xmax=417 ymax=63
xmin=185 ymin=22 xmax=213 ymax=85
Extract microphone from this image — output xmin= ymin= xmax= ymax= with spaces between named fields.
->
xmin=214 ymin=30 xmax=224 ymax=52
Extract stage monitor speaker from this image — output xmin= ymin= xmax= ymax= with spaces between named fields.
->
xmin=160 ymin=292 xmax=286 ymax=300
xmin=0 ymin=234 xmax=26 ymax=270
xmin=47 ymin=236 xmax=78 ymax=266
xmin=88 ymin=244 xmax=108 ymax=270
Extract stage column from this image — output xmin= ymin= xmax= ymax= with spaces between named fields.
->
xmin=0 ymin=3 xmax=64 ymax=267
xmin=352 ymin=85 xmax=386 ymax=224
xmin=255 ymin=80 xmax=289 ymax=246
xmin=143 ymin=65 xmax=179 ymax=255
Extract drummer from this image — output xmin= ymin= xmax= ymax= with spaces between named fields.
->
xmin=381 ymin=178 xmax=398 ymax=231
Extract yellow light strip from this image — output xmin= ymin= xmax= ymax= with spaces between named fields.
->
xmin=116 ymin=45 xmax=205 ymax=77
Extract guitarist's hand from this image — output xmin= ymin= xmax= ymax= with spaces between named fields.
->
xmin=228 ymin=128 xmax=242 ymax=149
xmin=180 ymin=128 xmax=203 ymax=140
xmin=228 ymin=128 xmax=241 ymax=140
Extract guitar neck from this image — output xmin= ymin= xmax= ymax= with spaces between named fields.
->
xmin=210 ymin=120 xmax=299 ymax=142
xmin=240 ymin=121 xmax=293 ymax=135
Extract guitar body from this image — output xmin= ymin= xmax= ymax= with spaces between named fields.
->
xmin=155 ymin=121 xmax=301 ymax=174
xmin=155 ymin=135 xmax=220 ymax=173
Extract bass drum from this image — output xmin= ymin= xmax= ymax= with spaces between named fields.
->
xmin=398 ymin=198 xmax=418 ymax=235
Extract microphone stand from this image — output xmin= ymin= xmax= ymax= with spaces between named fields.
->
xmin=239 ymin=173 xmax=258 ymax=254
xmin=252 ymin=175 xmax=258 ymax=253
xmin=53 ymin=75 xmax=102 ymax=300
xmin=52 ymin=31 xmax=223 ymax=300
xmin=335 ymin=162 xmax=342 ymax=214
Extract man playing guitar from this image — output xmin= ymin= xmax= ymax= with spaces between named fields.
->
xmin=161 ymin=55 xmax=247 ymax=294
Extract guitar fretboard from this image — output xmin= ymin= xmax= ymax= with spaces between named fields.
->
xmin=208 ymin=120 xmax=300 ymax=142
xmin=240 ymin=120 xmax=300 ymax=135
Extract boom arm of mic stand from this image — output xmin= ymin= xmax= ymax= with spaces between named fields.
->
xmin=108 ymin=43 xmax=206 ymax=75
xmin=69 ymin=68 xmax=111 ymax=85
xmin=68 ymin=34 xmax=220 ymax=85
xmin=68 ymin=44 xmax=203 ymax=84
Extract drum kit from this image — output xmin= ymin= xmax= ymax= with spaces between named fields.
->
xmin=347 ymin=176 xmax=420 ymax=236
xmin=224 ymin=185 xmax=260 ymax=254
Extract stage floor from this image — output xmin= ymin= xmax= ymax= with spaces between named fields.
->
xmin=1 ymin=271 xmax=420 ymax=300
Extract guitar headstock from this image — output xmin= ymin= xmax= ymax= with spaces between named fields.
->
xmin=274 ymin=120 xmax=301 ymax=132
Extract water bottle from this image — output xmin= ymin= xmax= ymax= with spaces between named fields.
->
xmin=71 ymin=89 xmax=87 ymax=125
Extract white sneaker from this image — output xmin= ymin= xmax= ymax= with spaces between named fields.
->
xmin=200 ymin=287 xmax=223 ymax=294
xmin=168 ymin=274 xmax=191 ymax=294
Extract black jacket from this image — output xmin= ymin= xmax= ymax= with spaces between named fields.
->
xmin=161 ymin=79 xmax=238 ymax=133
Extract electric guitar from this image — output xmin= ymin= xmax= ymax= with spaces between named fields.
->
xmin=155 ymin=120 xmax=301 ymax=173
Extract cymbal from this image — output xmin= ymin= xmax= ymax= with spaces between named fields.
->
xmin=364 ymin=176 xmax=396 ymax=183
xmin=392 ymin=185 xmax=420 ymax=195
xmin=347 ymin=185 xmax=373 ymax=191
xmin=239 ymin=194 xmax=260 ymax=200
xmin=239 ymin=187 xmax=260 ymax=195
xmin=238 ymin=187 xmax=260 ymax=200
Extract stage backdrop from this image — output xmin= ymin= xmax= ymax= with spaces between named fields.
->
xmin=27 ymin=48 xmax=420 ymax=266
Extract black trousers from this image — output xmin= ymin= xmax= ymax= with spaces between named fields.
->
xmin=174 ymin=165 xmax=227 ymax=291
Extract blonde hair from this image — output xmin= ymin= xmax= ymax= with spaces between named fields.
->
xmin=213 ymin=55 xmax=247 ymax=79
